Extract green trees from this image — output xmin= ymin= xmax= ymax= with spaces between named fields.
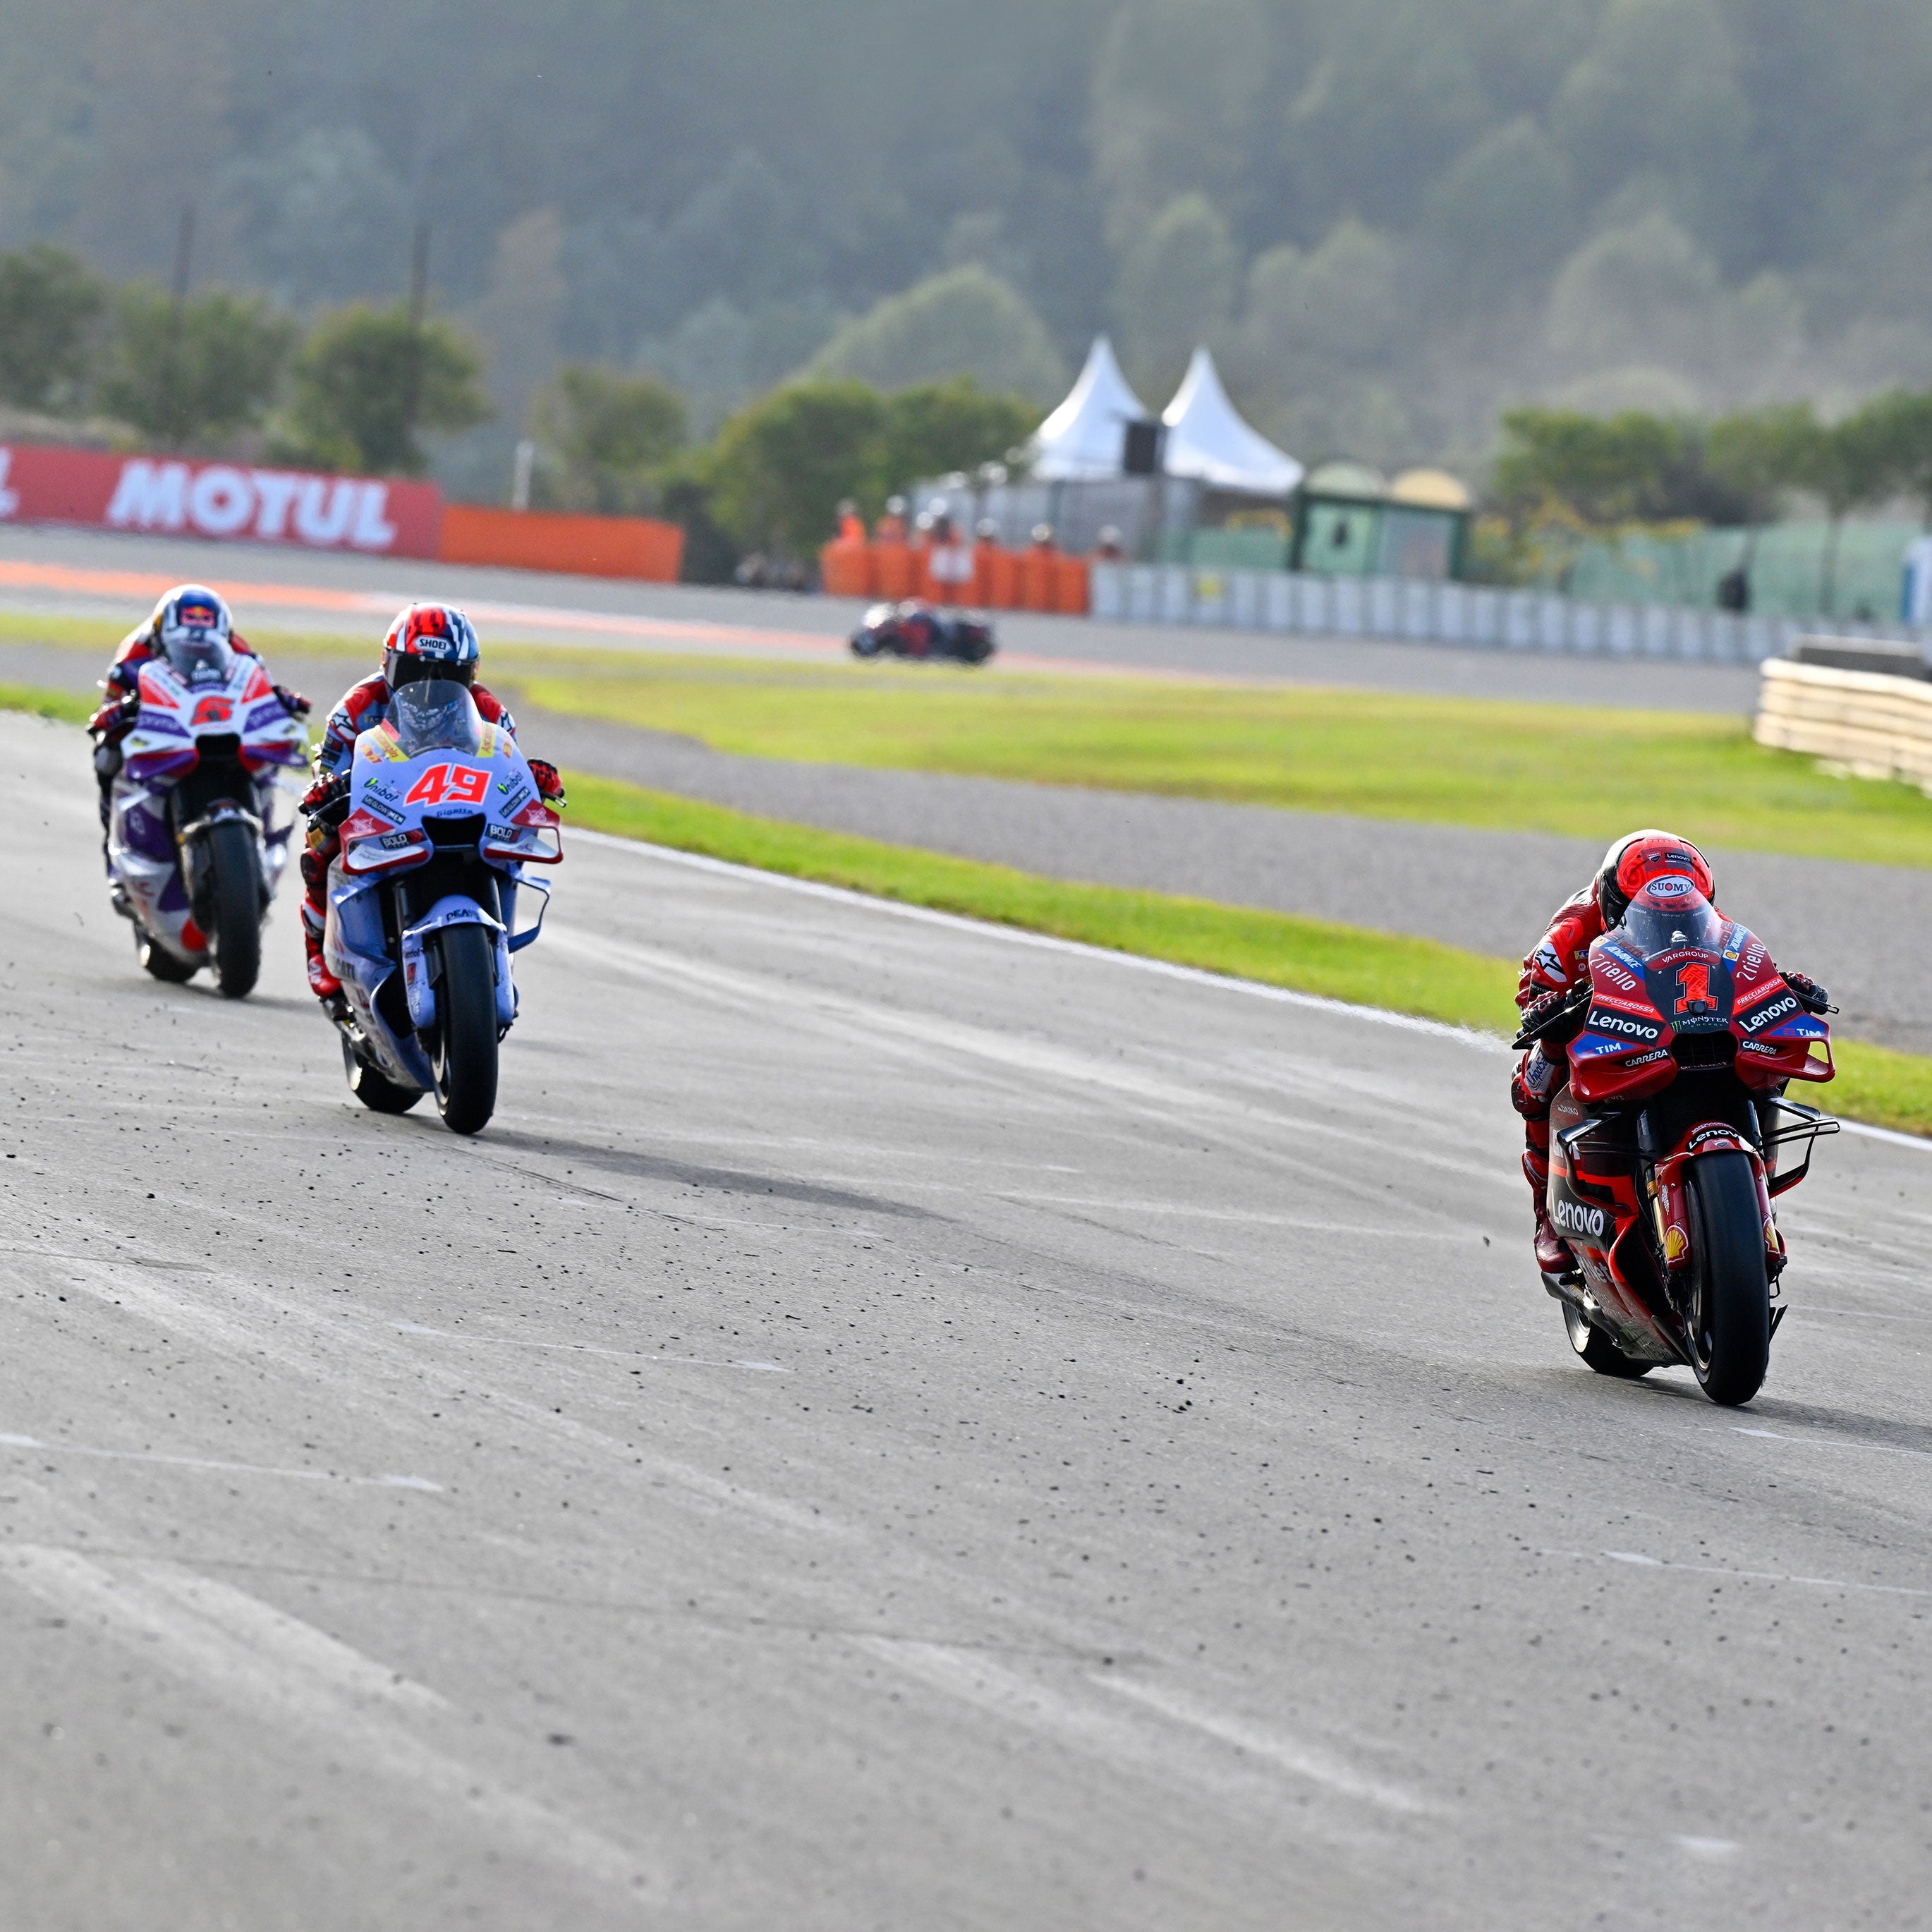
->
xmin=278 ymin=305 xmax=491 ymax=475
xmin=705 ymin=378 xmax=1040 ymax=556
xmin=98 ymin=286 xmax=296 ymax=444
xmin=528 ymin=365 xmax=688 ymax=513
xmin=0 ymin=245 xmax=104 ymax=412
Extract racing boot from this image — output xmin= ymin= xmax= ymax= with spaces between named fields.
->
xmin=1533 ymin=1203 xmax=1576 ymax=1278
xmin=302 ymin=906 xmax=342 ymax=1004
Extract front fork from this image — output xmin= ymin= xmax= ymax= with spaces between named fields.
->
xmin=1646 ymin=1142 xmax=1786 ymax=1305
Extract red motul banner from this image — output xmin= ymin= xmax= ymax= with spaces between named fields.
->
xmin=0 ymin=442 xmax=443 ymax=557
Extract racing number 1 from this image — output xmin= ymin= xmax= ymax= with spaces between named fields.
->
xmin=1675 ymin=961 xmax=1713 ymax=1012
xmin=403 ymin=763 xmax=490 ymax=806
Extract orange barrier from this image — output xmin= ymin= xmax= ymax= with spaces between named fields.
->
xmin=872 ymin=540 xmax=916 ymax=600
xmin=439 ymin=505 xmax=684 ymax=581
xmin=819 ymin=537 xmax=873 ymax=597
xmin=815 ymin=536 xmax=1090 ymax=615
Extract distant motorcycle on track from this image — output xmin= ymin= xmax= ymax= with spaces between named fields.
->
xmin=104 ymin=634 xmax=308 ymax=997
xmin=1517 ymin=872 xmax=1838 ymax=1405
xmin=320 ymin=677 xmax=561 ymax=1135
xmin=849 ymin=600 xmax=995 ymax=665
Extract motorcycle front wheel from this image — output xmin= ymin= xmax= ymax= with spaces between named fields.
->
xmin=430 ymin=922 xmax=499 ymax=1136
xmin=1685 ymin=1151 xmax=1770 ymax=1407
xmin=204 ymin=818 xmax=262 ymax=999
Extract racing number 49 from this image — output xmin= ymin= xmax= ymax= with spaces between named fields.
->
xmin=403 ymin=763 xmax=490 ymax=807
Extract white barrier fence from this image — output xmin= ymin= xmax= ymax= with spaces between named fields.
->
xmin=1088 ymin=561 xmax=1930 ymax=665
xmin=1754 ymin=658 xmax=1932 ymax=794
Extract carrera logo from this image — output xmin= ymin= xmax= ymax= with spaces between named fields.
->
xmin=1552 ymin=1198 xmax=1608 ymax=1241
xmin=1586 ymin=1007 xmax=1660 ymax=1040
xmin=1741 ymin=994 xmax=1797 ymax=1035
xmin=1739 ymin=1038 xmax=1781 ymax=1057
xmin=1624 ymin=1046 xmax=1672 ymax=1067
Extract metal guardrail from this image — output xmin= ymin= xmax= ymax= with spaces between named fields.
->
xmin=1754 ymin=657 xmax=1932 ymax=793
xmin=1088 ymin=561 xmax=1931 ymax=665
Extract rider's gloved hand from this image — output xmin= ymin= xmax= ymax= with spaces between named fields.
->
xmin=87 ymin=692 xmax=138 ymax=741
xmin=527 ymin=759 xmax=566 ymax=805
xmin=275 ymin=684 xmax=312 ymax=718
xmin=1783 ymin=969 xmax=1830 ymax=1014
xmin=300 ymin=771 xmax=351 ymax=825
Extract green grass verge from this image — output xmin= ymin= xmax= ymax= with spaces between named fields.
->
xmin=504 ymin=652 xmax=1932 ymax=870
xmin=563 ymin=770 xmax=1520 ymax=1030
xmin=0 ymin=609 xmax=372 ymax=661
xmin=0 ymin=684 xmax=95 ymax=725
xmin=562 ymin=770 xmax=1931 ymax=1138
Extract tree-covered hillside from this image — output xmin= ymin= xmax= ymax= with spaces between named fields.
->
xmin=5 ymin=1 xmax=1931 ymax=485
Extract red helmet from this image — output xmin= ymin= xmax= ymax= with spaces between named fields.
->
xmin=1596 ymin=829 xmax=1714 ymax=926
xmin=383 ymin=602 xmax=480 ymax=689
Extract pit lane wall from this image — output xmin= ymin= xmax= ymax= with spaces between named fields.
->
xmin=1088 ymin=560 xmax=1931 ymax=663
xmin=0 ymin=442 xmax=684 ymax=581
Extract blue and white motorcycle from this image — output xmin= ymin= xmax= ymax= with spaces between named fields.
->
xmin=322 ymin=679 xmax=561 ymax=1135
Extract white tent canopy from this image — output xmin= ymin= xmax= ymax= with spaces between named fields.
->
xmin=1028 ymin=335 xmax=1150 ymax=481
xmin=1160 ymin=348 xmax=1303 ymax=497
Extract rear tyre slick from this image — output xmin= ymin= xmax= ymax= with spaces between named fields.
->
xmin=1686 ymin=1151 xmax=1770 ymax=1407
xmin=206 ymin=819 xmax=262 ymax=999
xmin=1562 ymin=1301 xmax=1652 ymax=1379
xmin=340 ymin=1035 xmax=423 ymax=1115
xmin=430 ymin=922 xmax=499 ymax=1136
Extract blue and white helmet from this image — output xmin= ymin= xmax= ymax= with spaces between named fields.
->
xmin=152 ymin=585 xmax=233 ymax=678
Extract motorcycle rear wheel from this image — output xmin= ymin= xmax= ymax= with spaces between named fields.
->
xmin=205 ymin=818 xmax=262 ymax=1000
xmin=340 ymin=1035 xmax=423 ymax=1114
xmin=1562 ymin=1301 xmax=1652 ymax=1378
xmin=430 ymin=922 xmax=499 ymax=1136
xmin=1685 ymin=1151 xmax=1770 ymax=1407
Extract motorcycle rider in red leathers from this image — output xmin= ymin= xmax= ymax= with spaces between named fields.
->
xmin=1512 ymin=830 xmax=1826 ymax=1277
xmin=298 ymin=602 xmax=564 ymax=1009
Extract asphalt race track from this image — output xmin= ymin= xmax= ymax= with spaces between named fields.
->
xmin=3 ymin=708 xmax=1930 ymax=1931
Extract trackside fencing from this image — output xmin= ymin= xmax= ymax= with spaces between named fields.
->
xmin=1754 ymin=658 xmax=1932 ymax=794
xmin=1089 ymin=561 xmax=1931 ymax=665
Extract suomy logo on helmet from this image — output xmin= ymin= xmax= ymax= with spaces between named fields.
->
xmin=1645 ymin=875 xmax=1695 ymax=899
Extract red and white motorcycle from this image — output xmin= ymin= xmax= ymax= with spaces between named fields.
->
xmin=105 ymin=635 xmax=309 ymax=997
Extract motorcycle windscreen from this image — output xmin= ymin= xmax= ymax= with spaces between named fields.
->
xmin=387 ymin=679 xmax=484 ymax=758
xmin=163 ymin=636 xmax=236 ymax=685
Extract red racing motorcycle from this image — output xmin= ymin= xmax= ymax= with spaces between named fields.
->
xmin=1515 ymin=875 xmax=1838 ymax=1405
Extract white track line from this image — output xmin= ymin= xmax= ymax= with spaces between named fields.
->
xmin=566 ymin=828 xmax=1930 ymax=1152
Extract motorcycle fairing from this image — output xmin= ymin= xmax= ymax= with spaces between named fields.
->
xmin=109 ymin=658 xmax=305 ymax=964
xmin=326 ymin=690 xmax=556 ymax=1094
